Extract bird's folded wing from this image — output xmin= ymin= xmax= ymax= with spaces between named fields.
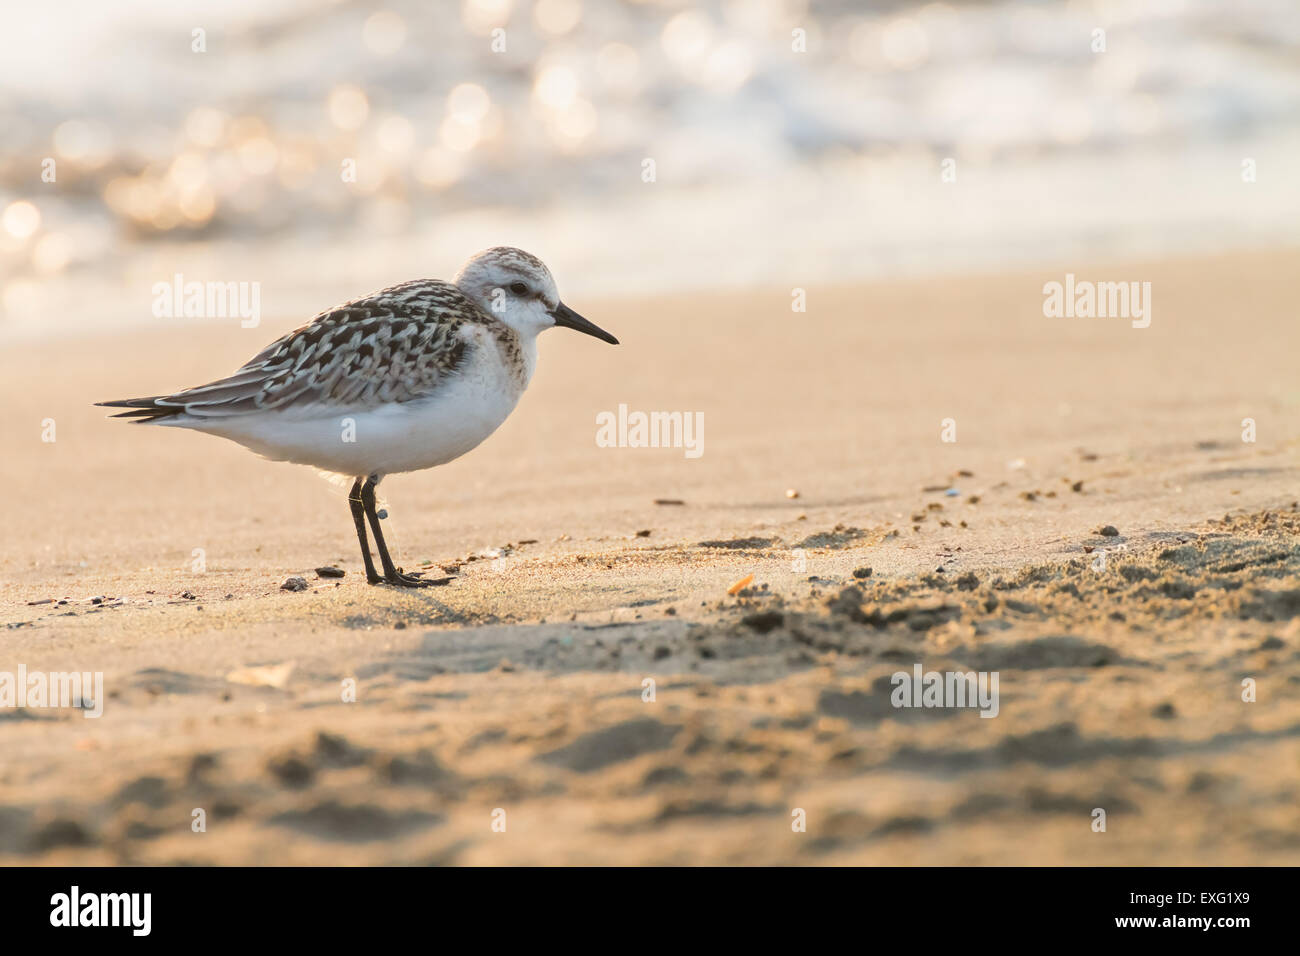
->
xmin=159 ymin=281 xmax=479 ymax=417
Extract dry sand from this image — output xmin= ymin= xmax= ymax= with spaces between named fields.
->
xmin=2 ymin=249 xmax=1299 ymax=864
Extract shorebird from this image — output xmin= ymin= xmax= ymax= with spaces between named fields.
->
xmin=98 ymin=247 xmax=617 ymax=588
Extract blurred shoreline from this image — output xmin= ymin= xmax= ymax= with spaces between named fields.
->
xmin=6 ymin=132 xmax=1300 ymax=343
xmin=4 ymin=0 xmax=1300 ymax=340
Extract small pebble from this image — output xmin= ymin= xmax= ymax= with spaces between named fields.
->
xmin=280 ymin=577 xmax=309 ymax=592
xmin=315 ymin=566 xmax=345 ymax=578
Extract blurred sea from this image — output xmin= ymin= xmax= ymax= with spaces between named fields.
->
xmin=1 ymin=0 xmax=1298 ymax=338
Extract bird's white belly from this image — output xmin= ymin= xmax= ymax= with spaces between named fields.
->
xmin=186 ymin=368 xmax=522 ymax=478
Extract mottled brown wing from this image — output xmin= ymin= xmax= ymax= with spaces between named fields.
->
xmin=118 ymin=281 xmax=482 ymax=420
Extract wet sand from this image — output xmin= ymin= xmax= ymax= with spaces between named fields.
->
xmin=2 ymin=249 xmax=1299 ymax=864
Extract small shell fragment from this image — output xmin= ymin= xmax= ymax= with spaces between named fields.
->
xmin=727 ymin=573 xmax=755 ymax=596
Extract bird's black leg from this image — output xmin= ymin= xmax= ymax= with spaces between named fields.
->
xmin=349 ymin=477 xmax=382 ymax=585
xmin=360 ymin=475 xmax=433 ymax=588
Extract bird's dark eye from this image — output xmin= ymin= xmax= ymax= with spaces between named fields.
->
xmin=509 ymin=282 xmax=529 ymax=295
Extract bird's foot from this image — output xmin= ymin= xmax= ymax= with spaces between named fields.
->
xmin=373 ymin=568 xmax=453 ymax=588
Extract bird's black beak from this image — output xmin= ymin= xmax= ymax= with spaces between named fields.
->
xmin=551 ymin=302 xmax=618 ymax=345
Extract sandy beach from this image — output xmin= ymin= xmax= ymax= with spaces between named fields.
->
xmin=1 ymin=248 xmax=1298 ymax=864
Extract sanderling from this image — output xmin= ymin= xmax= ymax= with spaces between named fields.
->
xmin=98 ymin=247 xmax=618 ymax=588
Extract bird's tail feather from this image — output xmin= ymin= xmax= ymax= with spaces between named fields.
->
xmin=95 ymin=397 xmax=185 ymax=423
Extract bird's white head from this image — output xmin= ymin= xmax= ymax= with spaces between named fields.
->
xmin=454 ymin=246 xmax=618 ymax=345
